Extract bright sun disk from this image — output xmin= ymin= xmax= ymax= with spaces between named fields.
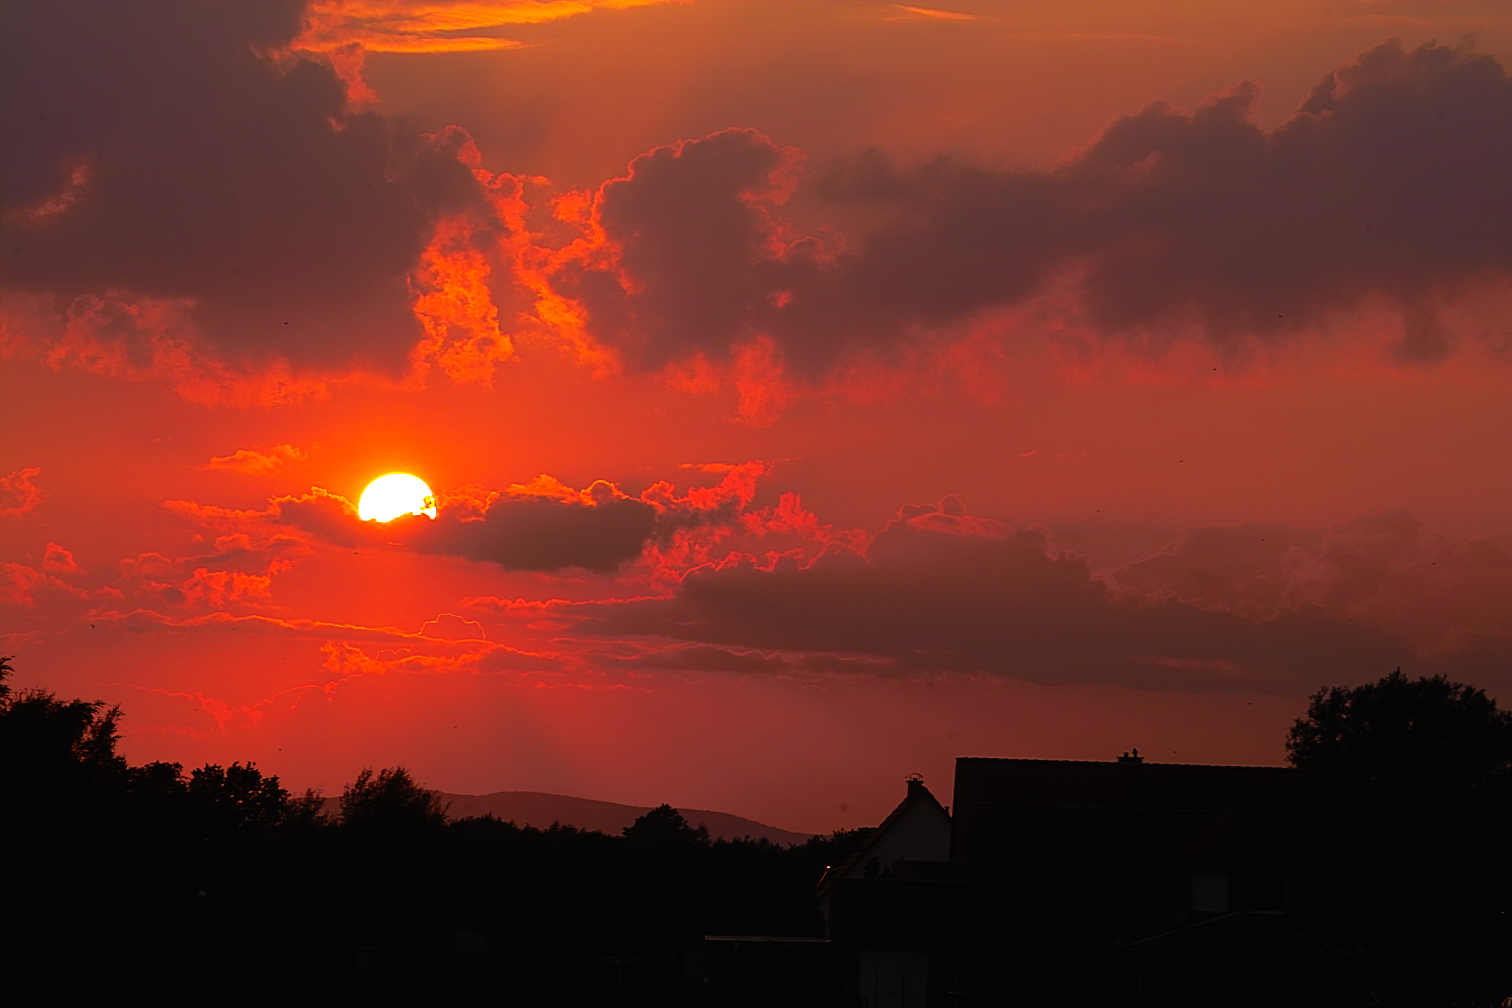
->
xmin=358 ymin=473 xmax=436 ymax=522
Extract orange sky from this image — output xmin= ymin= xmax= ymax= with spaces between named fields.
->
xmin=3 ymin=0 xmax=1509 ymax=833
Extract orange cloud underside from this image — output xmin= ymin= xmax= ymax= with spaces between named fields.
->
xmin=294 ymin=0 xmax=679 ymax=53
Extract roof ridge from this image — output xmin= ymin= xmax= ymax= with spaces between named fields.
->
xmin=956 ymin=757 xmax=1294 ymax=770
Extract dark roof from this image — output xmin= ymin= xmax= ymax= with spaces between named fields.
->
xmin=951 ymin=758 xmax=1310 ymax=941
xmin=952 ymin=757 xmax=1306 ymax=862
xmin=953 ymin=757 xmax=1302 ymax=809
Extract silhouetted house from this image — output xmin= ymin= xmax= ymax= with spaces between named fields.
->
xmin=820 ymin=755 xmax=1360 ymax=1007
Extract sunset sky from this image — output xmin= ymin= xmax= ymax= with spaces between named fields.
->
xmin=3 ymin=0 xmax=1508 ymax=834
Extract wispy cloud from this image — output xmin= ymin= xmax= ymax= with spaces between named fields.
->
xmin=891 ymin=5 xmax=980 ymax=21
xmin=90 ymin=608 xmax=486 ymax=644
xmin=205 ymin=444 xmax=307 ymax=475
xmin=295 ymin=0 xmax=678 ymax=53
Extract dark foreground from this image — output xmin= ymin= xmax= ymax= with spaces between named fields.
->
xmin=6 ymin=662 xmax=1509 ymax=1005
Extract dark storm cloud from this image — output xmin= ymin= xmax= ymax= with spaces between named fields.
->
xmin=406 ymin=487 xmax=658 ymax=574
xmin=564 ymin=499 xmax=1512 ymax=693
xmin=271 ymin=482 xmax=667 ymax=574
xmin=0 ymin=0 xmax=486 ymax=372
xmin=270 ymin=488 xmax=370 ymax=548
xmin=558 ymin=39 xmax=1510 ymax=374
xmin=388 ymin=467 xmax=765 ymax=573
xmin=553 ymin=127 xmax=799 ymax=371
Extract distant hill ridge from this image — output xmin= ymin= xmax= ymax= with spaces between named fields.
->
xmin=320 ymin=789 xmax=814 ymax=846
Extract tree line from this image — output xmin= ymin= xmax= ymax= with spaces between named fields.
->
xmin=1 ymin=656 xmax=866 ymax=1002
xmin=3 ymin=657 xmax=1509 ymax=1004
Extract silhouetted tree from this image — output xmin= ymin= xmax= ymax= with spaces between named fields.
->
xmin=127 ymin=760 xmax=187 ymax=798
xmin=0 ymin=655 xmax=127 ymax=826
xmin=282 ymin=787 xmax=330 ymax=831
xmin=1288 ymin=668 xmax=1512 ymax=1003
xmin=188 ymin=762 xmax=290 ymax=835
xmin=0 ymin=655 xmax=875 ymax=1000
xmin=1287 ymin=667 xmax=1512 ymax=806
xmin=0 ymin=658 xmax=125 ymax=779
xmin=340 ymin=766 xmax=447 ymax=837
xmin=120 ymin=760 xmax=191 ymax=838
xmin=623 ymin=803 xmax=711 ymax=846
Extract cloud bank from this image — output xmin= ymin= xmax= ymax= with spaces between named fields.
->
xmin=180 ymin=466 xmax=1506 ymax=693
xmin=10 ymin=454 xmax=1507 ymax=697
xmin=549 ymin=497 xmax=1512 ymax=693
xmin=4 ymin=11 xmax=1505 ymax=399
xmin=1 ymin=0 xmax=488 ymax=375
xmin=554 ymin=39 xmax=1510 ymax=375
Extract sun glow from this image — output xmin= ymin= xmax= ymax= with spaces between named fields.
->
xmin=358 ymin=473 xmax=437 ymax=522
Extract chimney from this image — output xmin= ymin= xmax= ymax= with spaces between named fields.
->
xmin=906 ymin=773 xmax=926 ymax=796
xmin=1117 ymin=749 xmax=1144 ymax=764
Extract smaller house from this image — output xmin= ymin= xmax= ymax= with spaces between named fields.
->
xmin=818 ymin=776 xmax=962 ymax=1008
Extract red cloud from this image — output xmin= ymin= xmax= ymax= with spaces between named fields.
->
xmin=0 ymin=563 xmax=49 ymax=607
xmin=111 ymin=532 xmax=312 ymax=610
xmin=555 ymin=497 xmax=1512 ymax=694
xmin=206 ymin=444 xmax=307 ymax=475
xmin=42 ymin=542 xmax=80 ymax=574
xmin=1 ymin=562 xmax=87 ymax=607
xmin=541 ymin=39 xmax=1510 ymax=389
xmin=175 ymin=569 xmax=276 ymax=609
xmin=419 ymin=613 xmax=490 ymax=641
xmin=1107 ymin=510 xmax=1512 ymax=651
xmin=0 ymin=467 xmax=45 ymax=516
xmin=549 ymin=128 xmax=809 ymax=373
xmin=293 ymin=1 xmax=669 ymax=56
xmin=1 ymin=0 xmax=492 ymax=388
xmin=7 ymin=14 xmax=1505 ymax=408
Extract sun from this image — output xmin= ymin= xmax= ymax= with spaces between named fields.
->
xmin=358 ymin=473 xmax=436 ymax=522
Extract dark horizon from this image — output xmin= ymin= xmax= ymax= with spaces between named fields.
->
xmin=8 ymin=658 xmax=1507 ymax=1004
